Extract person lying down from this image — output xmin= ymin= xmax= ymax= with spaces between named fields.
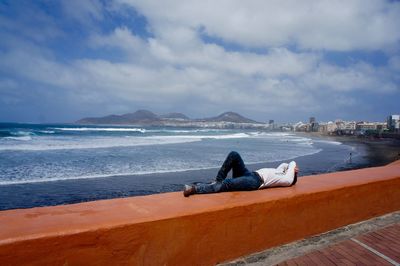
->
xmin=183 ymin=151 xmax=299 ymax=197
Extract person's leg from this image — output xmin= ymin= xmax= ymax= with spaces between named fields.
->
xmin=220 ymin=173 xmax=261 ymax=192
xmin=193 ymin=181 xmax=223 ymax=194
xmin=195 ymin=173 xmax=261 ymax=194
xmin=215 ymin=151 xmax=251 ymax=182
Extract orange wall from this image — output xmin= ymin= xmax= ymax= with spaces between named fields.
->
xmin=0 ymin=161 xmax=399 ymax=266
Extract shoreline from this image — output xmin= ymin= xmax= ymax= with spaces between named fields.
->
xmin=300 ymin=132 xmax=400 ymax=169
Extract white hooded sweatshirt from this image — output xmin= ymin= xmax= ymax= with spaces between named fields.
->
xmin=256 ymin=161 xmax=297 ymax=189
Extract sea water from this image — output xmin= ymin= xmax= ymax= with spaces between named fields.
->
xmin=0 ymin=123 xmax=327 ymax=185
xmin=0 ymin=123 xmax=366 ymax=210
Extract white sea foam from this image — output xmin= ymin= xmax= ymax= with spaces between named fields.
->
xmin=11 ymin=131 xmax=35 ymax=136
xmin=0 ymin=125 xmax=339 ymax=189
xmin=314 ymin=139 xmax=342 ymax=145
xmin=0 ymin=147 xmax=323 ymax=186
xmin=203 ymin=133 xmax=249 ymax=139
xmin=38 ymin=130 xmax=55 ymax=134
xmin=0 ymin=130 xmax=316 ymax=151
xmin=146 ymin=128 xmax=225 ymax=133
xmin=4 ymin=136 xmax=32 ymax=141
xmin=0 ymin=166 xmax=215 ymax=185
xmin=0 ymin=133 xmax=251 ymax=151
xmin=52 ymin=127 xmax=146 ymax=133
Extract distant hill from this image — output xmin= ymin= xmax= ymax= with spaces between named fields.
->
xmin=76 ymin=110 xmax=261 ymax=125
xmin=204 ymin=112 xmax=257 ymax=123
xmin=159 ymin=112 xmax=190 ymax=120
xmin=76 ymin=109 xmax=160 ymax=124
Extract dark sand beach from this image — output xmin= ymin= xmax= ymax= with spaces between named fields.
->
xmin=342 ymin=137 xmax=400 ymax=167
xmin=305 ymin=133 xmax=400 ymax=168
xmin=0 ymin=134 xmax=399 ymax=211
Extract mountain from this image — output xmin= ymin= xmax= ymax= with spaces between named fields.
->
xmin=76 ymin=110 xmax=261 ymax=126
xmin=159 ymin=112 xmax=190 ymax=120
xmin=76 ymin=110 xmax=160 ymax=124
xmin=204 ymin=112 xmax=258 ymax=123
xmin=120 ymin=110 xmax=159 ymax=122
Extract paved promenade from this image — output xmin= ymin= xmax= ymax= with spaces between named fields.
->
xmin=221 ymin=211 xmax=400 ymax=266
xmin=278 ymin=223 xmax=399 ymax=266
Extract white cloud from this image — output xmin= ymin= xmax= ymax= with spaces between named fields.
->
xmin=118 ymin=0 xmax=400 ymax=51
xmin=0 ymin=2 xmax=62 ymax=42
xmin=302 ymin=62 xmax=398 ymax=92
xmin=389 ymin=55 xmax=400 ymax=72
xmin=1 ymin=23 xmax=398 ymax=120
xmin=0 ymin=0 xmax=399 ymax=122
xmin=61 ymin=0 xmax=104 ymax=25
xmin=89 ymin=26 xmax=320 ymax=77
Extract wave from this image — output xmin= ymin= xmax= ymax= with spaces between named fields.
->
xmin=146 ymin=128 xmax=228 ymax=133
xmin=52 ymin=127 xmax=229 ymax=134
xmin=0 ymin=134 xmax=249 ymax=151
xmin=0 ymin=148 xmax=323 ymax=186
xmin=4 ymin=136 xmax=32 ymax=141
xmin=203 ymin=133 xmax=249 ymax=139
xmin=1 ymin=129 xmax=53 ymax=140
xmin=0 ymin=131 xmax=316 ymax=151
xmin=282 ymin=137 xmax=313 ymax=143
xmin=313 ymin=139 xmax=342 ymax=145
xmin=37 ymin=130 xmax=55 ymax=134
xmin=1 ymin=129 xmax=56 ymax=137
xmin=0 ymin=130 xmax=36 ymax=138
xmin=0 ymin=166 xmax=216 ymax=185
xmin=52 ymin=127 xmax=146 ymax=133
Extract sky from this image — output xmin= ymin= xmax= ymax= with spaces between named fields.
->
xmin=0 ymin=0 xmax=399 ymax=123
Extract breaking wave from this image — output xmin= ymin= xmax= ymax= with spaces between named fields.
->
xmin=52 ymin=127 xmax=146 ymax=133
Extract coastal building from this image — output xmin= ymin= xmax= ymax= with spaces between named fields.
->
xmin=355 ymin=121 xmax=387 ymax=136
xmin=293 ymin=117 xmax=391 ymax=136
xmin=318 ymin=122 xmax=327 ymax=133
xmin=344 ymin=121 xmax=356 ymax=130
xmin=336 ymin=121 xmax=356 ymax=135
xmin=280 ymin=125 xmax=293 ymax=131
xmin=326 ymin=121 xmax=337 ymax=133
xmin=375 ymin=122 xmax=387 ymax=131
xmin=335 ymin=119 xmax=345 ymax=130
xmin=387 ymin=115 xmax=400 ymax=132
xmin=293 ymin=122 xmax=308 ymax=132
xmin=309 ymin=117 xmax=319 ymax=132
xmin=356 ymin=122 xmax=377 ymax=131
xmin=268 ymin=119 xmax=278 ymax=130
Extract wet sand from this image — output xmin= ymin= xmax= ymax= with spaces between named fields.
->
xmin=304 ymin=133 xmax=400 ymax=168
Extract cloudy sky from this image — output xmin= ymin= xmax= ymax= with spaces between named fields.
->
xmin=0 ymin=0 xmax=399 ymax=123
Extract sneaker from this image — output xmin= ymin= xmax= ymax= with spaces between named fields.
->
xmin=183 ymin=184 xmax=196 ymax=197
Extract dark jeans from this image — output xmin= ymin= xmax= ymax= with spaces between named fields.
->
xmin=194 ymin=151 xmax=262 ymax=194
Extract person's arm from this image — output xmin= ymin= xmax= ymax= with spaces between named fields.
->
xmin=276 ymin=163 xmax=289 ymax=173
xmin=276 ymin=161 xmax=297 ymax=186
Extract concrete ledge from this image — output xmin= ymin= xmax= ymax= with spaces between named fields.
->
xmin=0 ymin=162 xmax=399 ymax=265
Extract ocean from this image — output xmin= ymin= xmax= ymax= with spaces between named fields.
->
xmin=0 ymin=123 xmax=367 ymax=210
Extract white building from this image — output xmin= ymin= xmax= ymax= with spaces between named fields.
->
xmin=387 ymin=115 xmax=400 ymax=132
xmin=344 ymin=121 xmax=356 ymax=130
xmin=356 ymin=122 xmax=377 ymax=131
xmin=335 ymin=119 xmax=345 ymax=130
xmin=327 ymin=121 xmax=337 ymax=133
